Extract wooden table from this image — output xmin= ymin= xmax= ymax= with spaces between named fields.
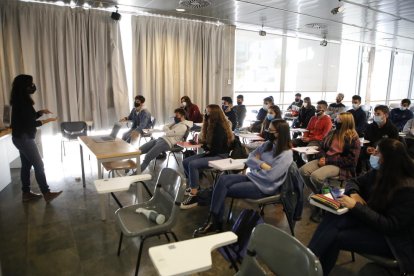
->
xmin=149 ymin=231 xmax=237 ymax=276
xmin=78 ymin=136 xmax=141 ymax=187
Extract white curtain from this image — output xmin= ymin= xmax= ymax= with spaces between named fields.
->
xmin=0 ymin=1 xmax=128 ymax=131
xmin=132 ymin=16 xmax=235 ymax=124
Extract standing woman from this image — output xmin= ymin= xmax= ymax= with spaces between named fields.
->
xmin=180 ymin=96 xmax=202 ymax=123
xmin=308 ymin=138 xmax=414 ymax=275
xmin=181 ymin=104 xmax=234 ymax=209
xmin=10 ymin=75 xmax=62 ymax=203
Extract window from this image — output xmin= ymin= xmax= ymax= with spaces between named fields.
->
xmin=370 ymin=49 xmax=391 ymax=102
xmin=389 ymin=52 xmax=413 ymax=101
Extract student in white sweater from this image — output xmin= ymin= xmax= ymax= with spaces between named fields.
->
xmin=139 ymin=108 xmax=193 ymax=172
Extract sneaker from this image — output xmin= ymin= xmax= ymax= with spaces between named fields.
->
xmin=184 ymin=187 xmax=200 ymax=196
xmin=43 ymin=191 xmax=63 ymax=203
xmin=180 ymin=195 xmax=198 ymax=209
xmin=22 ymin=191 xmax=43 ymax=202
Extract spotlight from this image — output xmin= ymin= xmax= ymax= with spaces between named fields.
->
xmin=111 ymin=6 xmax=121 ymax=21
xmin=331 ymin=6 xmax=345 ymax=15
xmin=320 ymin=39 xmax=328 ymax=47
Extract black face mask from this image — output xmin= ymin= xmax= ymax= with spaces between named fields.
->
xmin=237 ymin=101 xmax=242 ymax=105
xmin=134 ymin=102 xmax=141 ymax=108
xmin=316 ymin=110 xmax=323 ymax=116
xmin=268 ymin=134 xmax=276 ymax=142
xmin=174 ymin=117 xmax=180 ymax=124
xmin=335 ymin=122 xmax=342 ymax=130
xmin=28 ymin=84 xmax=37 ymax=94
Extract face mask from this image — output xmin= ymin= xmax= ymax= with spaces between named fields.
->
xmin=222 ymin=105 xmax=228 ymax=111
xmin=352 ymin=104 xmax=359 ymax=110
xmin=303 ymin=103 xmax=308 ymax=108
xmin=400 ymin=106 xmax=407 ymax=111
xmin=267 ymin=133 xmax=276 ymax=142
xmin=174 ymin=117 xmax=180 ymax=124
xmin=335 ymin=122 xmax=342 ymax=130
xmin=374 ymin=115 xmax=383 ymax=125
xmin=181 ymin=102 xmax=187 ymax=107
xmin=266 ymin=114 xmax=275 ymax=121
xmin=237 ymin=101 xmax=242 ymax=105
xmin=369 ymin=155 xmax=380 ymax=170
xmin=295 ymin=98 xmax=300 ymax=102
xmin=263 ymin=104 xmax=269 ymax=111
xmin=134 ymin=102 xmax=141 ymax=108
xmin=316 ymin=110 xmax=323 ymax=116
xmin=28 ymin=84 xmax=37 ymax=94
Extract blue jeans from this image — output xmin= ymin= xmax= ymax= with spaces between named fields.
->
xmin=139 ymin=138 xmax=170 ymax=171
xmin=182 ymin=153 xmax=223 ymax=189
xmin=12 ymin=134 xmax=50 ymax=194
xmin=308 ymin=213 xmax=393 ymax=276
xmin=210 ymin=174 xmax=267 ymax=219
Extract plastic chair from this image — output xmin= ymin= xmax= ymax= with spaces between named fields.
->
xmin=235 ymin=224 xmax=323 ymax=276
xmin=139 ymin=116 xmax=156 ymax=145
xmin=60 ymin=121 xmax=87 ymax=161
xmin=115 ymin=168 xmax=185 ymax=276
xmin=227 ymin=162 xmax=303 ymax=236
xmin=165 ymin=126 xmax=191 ymax=168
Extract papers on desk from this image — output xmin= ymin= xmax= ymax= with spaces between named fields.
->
xmin=291 ymin=128 xmax=308 ymax=133
xmin=208 ymin=158 xmax=247 ymax=171
xmin=292 ymin=146 xmax=319 ymax=154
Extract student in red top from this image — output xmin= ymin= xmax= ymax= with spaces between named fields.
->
xmin=292 ymin=100 xmax=332 ymax=167
xmin=180 ymin=96 xmax=202 ymax=123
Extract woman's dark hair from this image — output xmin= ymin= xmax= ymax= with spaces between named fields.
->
xmin=181 ymin=96 xmax=193 ymax=107
xmin=264 ymin=119 xmax=292 ymax=157
xmin=10 ymin=74 xmax=34 ymax=106
xmin=369 ymin=138 xmax=414 ymax=211
xmin=174 ymin=108 xmax=186 ymax=117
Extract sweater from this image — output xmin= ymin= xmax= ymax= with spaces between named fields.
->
xmin=11 ymin=101 xmax=42 ymax=139
xmin=245 ymin=141 xmax=293 ymax=195
xmin=364 ymin=120 xmax=399 ymax=148
xmin=161 ymin=120 xmax=193 ymax=148
xmin=347 ymin=107 xmax=367 ymax=137
xmin=390 ymin=107 xmax=413 ymax=131
xmin=304 ymin=115 xmax=332 ymax=142
xmin=345 ymin=170 xmax=414 ymax=274
xmin=184 ymin=104 xmax=202 ymax=123
xmin=201 ymin=124 xmax=231 ymax=157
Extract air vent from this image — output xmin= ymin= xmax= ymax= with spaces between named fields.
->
xmin=305 ymin=23 xmax=327 ymax=30
xmin=179 ymin=0 xmax=211 ymax=9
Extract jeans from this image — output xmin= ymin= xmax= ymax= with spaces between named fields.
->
xmin=210 ymin=174 xmax=267 ymax=219
xmin=139 ymin=138 xmax=170 ymax=172
xmin=299 ymin=159 xmax=340 ymax=193
xmin=308 ymin=213 xmax=393 ymax=276
xmin=12 ymin=134 xmax=50 ymax=194
xmin=182 ymin=153 xmax=223 ymax=189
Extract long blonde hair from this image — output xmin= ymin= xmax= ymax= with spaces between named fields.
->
xmin=334 ymin=112 xmax=358 ymax=149
xmin=200 ymin=104 xmax=234 ymax=146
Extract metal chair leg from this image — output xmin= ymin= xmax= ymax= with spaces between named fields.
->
xmin=227 ymin=198 xmax=234 ymax=223
xmin=164 ymin=233 xmax=170 ymax=242
xmin=135 ymin=237 xmax=147 ymax=276
xmin=169 ymin=231 xmax=179 ymax=242
xmin=117 ymin=232 xmax=123 ymax=256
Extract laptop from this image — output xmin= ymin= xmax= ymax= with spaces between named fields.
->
xmin=92 ymin=123 xmax=122 ymax=143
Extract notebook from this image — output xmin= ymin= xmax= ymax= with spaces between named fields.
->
xmin=92 ymin=123 xmax=121 ymax=143
xmin=309 ymin=194 xmax=348 ymax=215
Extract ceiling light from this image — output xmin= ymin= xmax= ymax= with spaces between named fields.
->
xmin=320 ymin=39 xmax=328 ymax=47
xmin=111 ymin=6 xmax=121 ymax=21
xmin=176 ymin=8 xmax=186 ymax=12
xmin=331 ymin=6 xmax=345 ymax=15
xmin=305 ymin=23 xmax=327 ymax=30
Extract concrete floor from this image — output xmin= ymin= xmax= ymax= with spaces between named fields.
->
xmin=0 ymin=137 xmax=370 ymax=276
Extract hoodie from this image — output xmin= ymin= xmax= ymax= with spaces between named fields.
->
xmin=161 ymin=120 xmax=193 ymax=148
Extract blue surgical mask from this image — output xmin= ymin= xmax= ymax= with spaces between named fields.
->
xmin=369 ymin=155 xmax=380 ymax=170
xmin=263 ymin=104 xmax=269 ymax=111
xmin=266 ymin=114 xmax=274 ymax=121
xmin=400 ymin=106 xmax=407 ymax=111
xmin=373 ymin=115 xmax=383 ymax=124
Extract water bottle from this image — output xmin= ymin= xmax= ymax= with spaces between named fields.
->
xmin=321 ymin=179 xmax=330 ymax=195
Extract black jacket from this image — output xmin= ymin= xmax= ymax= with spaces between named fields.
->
xmin=202 ymin=124 xmax=230 ymax=157
xmin=364 ymin=120 xmax=399 ymax=147
xmin=11 ymin=101 xmax=42 ymax=139
xmin=346 ymin=170 xmax=414 ymax=274
xmin=224 ymin=109 xmax=238 ymax=131
xmin=347 ymin=107 xmax=367 ymax=137
xmin=293 ymin=105 xmax=316 ymax=128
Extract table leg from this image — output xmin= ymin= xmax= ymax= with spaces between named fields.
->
xmin=80 ymin=144 xmax=86 ymax=187
xmin=134 ymin=155 xmax=144 ymax=203
xmin=99 ymin=194 xmax=107 ymax=220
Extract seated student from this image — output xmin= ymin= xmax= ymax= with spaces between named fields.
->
xmin=358 ymin=105 xmax=399 ymax=174
xmin=300 ymin=112 xmax=361 ymax=194
xmin=327 ymin=93 xmax=346 ymax=120
xmin=250 ymin=96 xmax=274 ymax=133
xmin=292 ymin=97 xmax=316 ymax=137
xmin=347 ymin=95 xmax=367 ymax=137
xmin=292 ymin=100 xmax=332 ymax=167
xmin=389 ymin=98 xmax=413 ymax=131
xmin=402 ymin=118 xmax=414 ymax=158
xmin=232 ymin=95 xmax=247 ymax=129
xmin=139 ymin=108 xmax=193 ymax=172
xmin=180 ymin=96 xmax=202 ymax=123
xmin=285 ymin=93 xmax=303 ymax=118
xmin=308 ymin=139 xmax=414 ymax=276
xmin=181 ymin=104 xmax=234 ymax=209
xmin=120 ymin=95 xmax=152 ymax=144
xmin=193 ymin=119 xmax=293 ymax=236
xmin=221 ymin=96 xmax=238 ymax=131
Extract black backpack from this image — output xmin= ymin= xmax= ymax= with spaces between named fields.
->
xmin=218 ymin=209 xmax=264 ymax=270
xmin=229 ymin=137 xmax=248 ymax=159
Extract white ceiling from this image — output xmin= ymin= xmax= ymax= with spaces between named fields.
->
xmin=17 ymin=0 xmax=414 ymax=52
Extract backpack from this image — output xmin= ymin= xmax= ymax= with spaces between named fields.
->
xmin=229 ymin=137 xmax=248 ymax=159
xmin=218 ymin=209 xmax=264 ymax=268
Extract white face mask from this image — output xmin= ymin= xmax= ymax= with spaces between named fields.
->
xmin=263 ymin=104 xmax=269 ymax=111
xmin=303 ymin=103 xmax=308 ymax=108
xmin=400 ymin=106 xmax=407 ymax=111
xmin=181 ymin=102 xmax=187 ymax=107
xmin=352 ymin=104 xmax=359 ymax=110
xmin=374 ymin=115 xmax=384 ymax=124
